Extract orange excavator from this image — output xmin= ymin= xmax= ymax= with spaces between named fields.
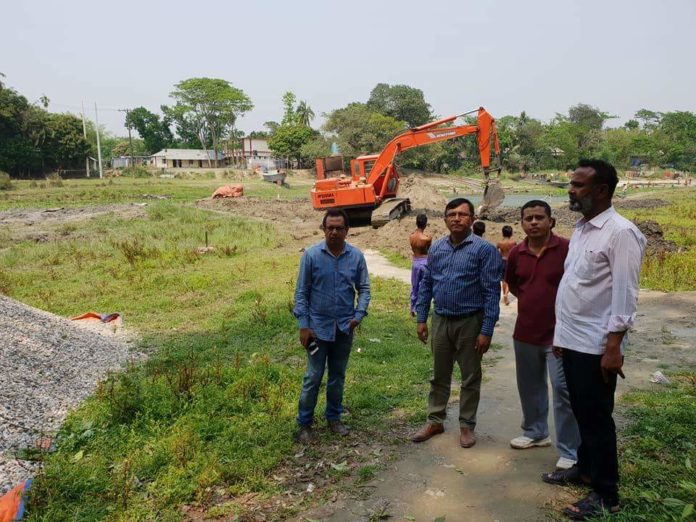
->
xmin=311 ymin=107 xmax=502 ymax=226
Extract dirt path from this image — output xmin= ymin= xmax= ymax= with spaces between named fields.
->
xmin=362 ymin=249 xmax=411 ymax=284
xmin=319 ymin=253 xmax=696 ymax=522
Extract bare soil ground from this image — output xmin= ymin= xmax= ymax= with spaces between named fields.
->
xmin=0 ymin=204 xmax=149 ymax=248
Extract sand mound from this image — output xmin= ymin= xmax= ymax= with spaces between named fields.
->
xmin=400 ymin=176 xmax=448 ymax=212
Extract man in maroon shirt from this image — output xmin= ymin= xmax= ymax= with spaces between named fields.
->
xmin=504 ymin=200 xmax=580 ymax=470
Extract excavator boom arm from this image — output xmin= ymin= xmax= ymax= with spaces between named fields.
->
xmin=364 ymin=107 xmax=499 ymax=186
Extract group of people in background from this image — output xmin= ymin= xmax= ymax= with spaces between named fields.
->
xmin=291 ymin=159 xmax=646 ymax=520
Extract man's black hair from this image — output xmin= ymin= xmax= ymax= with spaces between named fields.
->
xmin=502 ymin=225 xmax=513 ymax=238
xmin=472 ymin=221 xmax=486 ymax=236
xmin=445 ymin=197 xmax=475 ymax=217
xmin=578 ymin=158 xmax=619 ymax=198
xmin=520 ymin=199 xmax=552 ymax=218
xmin=416 ymin=213 xmax=428 ymax=229
xmin=322 ymin=208 xmax=350 ymax=228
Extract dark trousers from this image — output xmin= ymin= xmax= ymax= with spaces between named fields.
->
xmin=562 ymin=349 xmax=619 ymax=505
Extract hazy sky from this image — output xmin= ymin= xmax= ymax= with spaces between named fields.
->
xmin=3 ymin=0 xmax=695 ymax=137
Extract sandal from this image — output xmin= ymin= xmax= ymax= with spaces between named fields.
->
xmin=562 ymin=491 xmax=620 ymax=520
xmin=541 ymin=465 xmax=585 ymax=486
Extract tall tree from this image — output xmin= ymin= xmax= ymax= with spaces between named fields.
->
xmin=296 ymin=100 xmax=315 ymax=127
xmin=264 ymin=121 xmax=280 ymax=134
xmin=367 ymin=83 xmax=433 ymax=127
xmin=567 ymin=103 xmax=614 ymax=131
xmin=42 ymin=113 xmax=91 ymax=170
xmin=634 ymin=109 xmax=662 ymax=130
xmin=554 ymin=103 xmax=615 ymax=158
xmin=125 ymin=107 xmax=174 ymax=153
xmin=281 ymin=92 xmax=298 ymax=125
xmin=323 ymin=102 xmax=406 ymax=159
xmin=167 ymin=78 xmax=253 ymax=166
xmin=268 ymin=124 xmax=315 ymax=166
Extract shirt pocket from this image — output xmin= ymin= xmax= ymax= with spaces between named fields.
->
xmin=576 ymin=249 xmax=605 ymax=280
xmin=338 ymin=265 xmax=358 ymax=287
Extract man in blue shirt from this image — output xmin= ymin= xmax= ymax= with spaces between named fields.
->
xmin=293 ymin=209 xmax=371 ymax=443
xmin=412 ymin=198 xmax=502 ymax=448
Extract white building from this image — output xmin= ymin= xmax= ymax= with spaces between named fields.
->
xmin=150 ymin=149 xmax=228 ymax=169
xmin=230 ymin=138 xmax=280 ymax=169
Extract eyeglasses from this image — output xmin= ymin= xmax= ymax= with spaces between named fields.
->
xmin=323 ymin=226 xmax=347 ymax=232
xmin=445 ymin=212 xmax=471 ymax=219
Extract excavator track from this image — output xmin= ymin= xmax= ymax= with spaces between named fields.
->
xmin=370 ymin=198 xmax=412 ymax=227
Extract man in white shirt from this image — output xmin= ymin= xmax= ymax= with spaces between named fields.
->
xmin=543 ymin=159 xmax=646 ymax=520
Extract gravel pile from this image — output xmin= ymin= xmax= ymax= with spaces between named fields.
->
xmin=0 ymin=296 xmax=138 ymax=493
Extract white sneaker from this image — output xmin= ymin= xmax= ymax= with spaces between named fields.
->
xmin=556 ymin=457 xmax=577 ymax=470
xmin=510 ymin=435 xmax=552 ymax=449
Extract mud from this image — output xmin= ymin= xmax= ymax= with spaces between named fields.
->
xmin=635 ymin=220 xmax=680 ymax=254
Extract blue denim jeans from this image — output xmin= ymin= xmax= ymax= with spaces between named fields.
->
xmin=297 ymin=328 xmax=353 ymax=426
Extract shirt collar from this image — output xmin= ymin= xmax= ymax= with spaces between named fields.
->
xmin=518 ymin=232 xmax=560 ymax=254
xmin=576 ymin=206 xmax=616 ymax=229
xmin=320 ymin=240 xmax=349 ymax=257
xmin=447 ymin=231 xmax=474 ymax=249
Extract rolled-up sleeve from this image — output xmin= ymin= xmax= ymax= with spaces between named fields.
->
xmin=607 ymin=228 xmax=646 ymax=333
xmin=293 ymin=252 xmax=312 ymax=329
xmin=354 ymin=253 xmax=371 ymax=322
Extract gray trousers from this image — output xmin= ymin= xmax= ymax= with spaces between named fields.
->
xmin=514 ymin=340 xmax=580 ymax=461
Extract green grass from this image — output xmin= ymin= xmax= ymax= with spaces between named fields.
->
xmin=614 ymin=373 xmax=696 ymax=521
xmin=380 ymin=248 xmax=413 ymax=270
xmin=619 ymin=188 xmax=696 ymax=291
xmin=0 ymin=176 xmax=312 ymax=211
xmin=0 ymin=195 xmax=433 ymax=520
xmin=2 ymin=179 xmax=695 ymax=520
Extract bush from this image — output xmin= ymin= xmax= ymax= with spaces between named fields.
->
xmin=46 ymin=173 xmax=63 ymax=187
xmin=0 ymin=171 xmax=13 ymax=190
xmin=124 ymin=165 xmax=151 ymax=178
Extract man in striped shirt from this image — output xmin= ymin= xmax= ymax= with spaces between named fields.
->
xmin=411 ymin=198 xmax=503 ymax=448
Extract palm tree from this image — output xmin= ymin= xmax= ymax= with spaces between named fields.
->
xmin=296 ymin=101 xmax=315 ymax=127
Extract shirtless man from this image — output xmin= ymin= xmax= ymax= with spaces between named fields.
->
xmin=409 ymin=214 xmax=432 ymax=316
xmin=497 ymin=225 xmax=516 ymax=305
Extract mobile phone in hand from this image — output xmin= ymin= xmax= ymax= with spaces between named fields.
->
xmin=307 ymin=338 xmax=319 ymax=355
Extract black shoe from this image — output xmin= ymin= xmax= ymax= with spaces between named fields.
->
xmin=542 ymin=464 xmax=586 ymax=486
xmin=294 ymin=425 xmax=314 ymax=443
xmin=328 ymin=419 xmax=349 ymax=436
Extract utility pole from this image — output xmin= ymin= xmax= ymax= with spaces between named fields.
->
xmin=94 ymin=102 xmax=104 ymax=179
xmin=81 ymin=102 xmax=90 ymax=178
xmin=118 ymin=108 xmax=135 ymax=168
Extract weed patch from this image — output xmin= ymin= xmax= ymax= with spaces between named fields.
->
xmin=616 ymin=373 xmax=696 ymax=521
xmin=0 ymin=171 xmax=12 ymax=190
xmin=3 ymin=201 xmax=432 ymax=519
